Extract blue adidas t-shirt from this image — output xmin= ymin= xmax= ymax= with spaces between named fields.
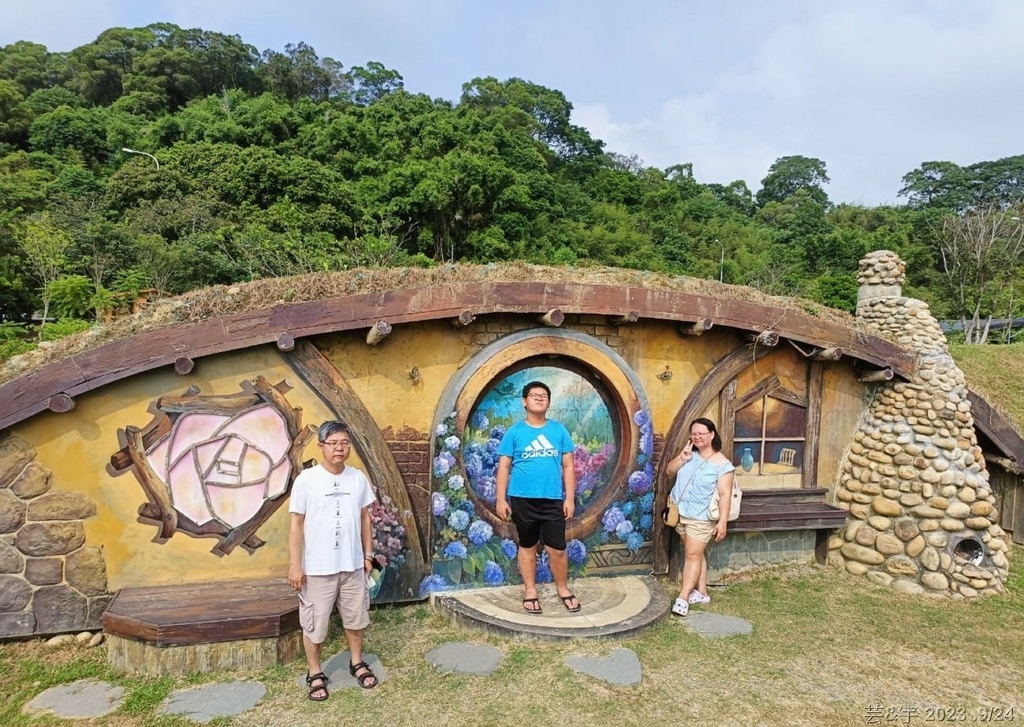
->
xmin=498 ymin=419 xmax=574 ymax=500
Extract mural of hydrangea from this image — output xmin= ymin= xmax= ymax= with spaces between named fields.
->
xmin=501 ymin=538 xmax=518 ymax=559
xmin=628 ymin=470 xmax=651 ymax=494
xmin=566 ymin=539 xmax=587 ymax=566
xmin=444 ymin=541 xmax=468 ymax=559
xmin=535 ymin=551 xmax=553 ymax=583
xmin=432 ymin=491 xmax=449 ymax=516
xmin=467 ymin=520 xmax=494 ymax=545
xmin=483 ymin=560 xmax=504 ymax=585
xmin=444 ymin=435 xmax=461 ymax=452
xmin=419 ymin=574 xmax=448 ymax=597
xmin=448 ymin=510 xmax=470 ymax=531
xmin=602 ymin=506 xmax=625 ymax=532
xmin=626 ymin=531 xmax=644 ymax=552
xmin=615 ymin=520 xmax=634 ymax=539
xmin=447 ymin=474 xmax=465 ymax=491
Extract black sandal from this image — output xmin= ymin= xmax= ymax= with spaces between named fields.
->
xmin=349 ymin=660 xmax=378 ymax=689
xmin=306 ymin=671 xmax=329 ymax=701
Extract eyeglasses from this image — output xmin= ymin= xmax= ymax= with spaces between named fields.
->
xmin=527 ymin=394 xmax=549 ymax=401
xmin=690 ymin=431 xmax=712 ymax=438
xmin=321 ymin=440 xmax=351 ymax=449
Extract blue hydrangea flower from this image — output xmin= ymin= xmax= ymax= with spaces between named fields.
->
xmin=566 ymin=539 xmax=587 ymax=565
xmin=535 ymin=560 xmax=553 ymax=583
xmin=628 ymin=470 xmax=651 ymax=494
xmin=485 ymin=438 xmax=500 ymax=454
xmin=465 ymin=452 xmax=484 ymax=480
xmin=601 ymin=506 xmax=625 ymax=532
xmin=639 ymin=513 xmax=653 ymax=530
xmin=501 ymin=538 xmax=518 ymax=559
xmin=476 ymin=475 xmax=497 ymax=504
xmin=626 ymin=531 xmax=644 ymax=552
xmin=639 ymin=492 xmax=654 ymax=512
xmin=419 ymin=574 xmax=448 ymax=597
xmin=639 ymin=431 xmax=654 ymax=458
xmin=433 ymin=453 xmax=453 ymax=477
xmin=490 ymin=425 xmax=506 ymax=440
xmin=598 ymin=529 xmax=609 ymax=544
xmin=457 ymin=499 xmax=475 ymax=515
xmin=435 ymin=423 xmax=448 ymax=438
xmin=615 ymin=520 xmax=634 ymax=539
xmin=444 ymin=435 xmax=461 ymax=452
xmin=447 ymin=474 xmax=465 ymax=491
xmin=471 ymin=411 xmax=489 ymax=430
xmin=467 ymin=520 xmax=494 ymax=545
xmin=431 ymin=491 xmax=449 ymax=516
xmin=444 ymin=541 xmax=467 ymax=559
xmin=633 ymin=409 xmax=651 ymax=427
xmin=483 ymin=560 xmax=504 ymax=586
xmin=621 ymin=501 xmax=635 ymax=516
xmin=448 ymin=510 xmax=470 ymax=531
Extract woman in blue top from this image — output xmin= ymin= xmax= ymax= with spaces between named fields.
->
xmin=666 ymin=418 xmax=735 ymax=617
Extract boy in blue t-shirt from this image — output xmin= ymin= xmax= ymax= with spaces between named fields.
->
xmin=496 ymin=381 xmax=581 ymax=614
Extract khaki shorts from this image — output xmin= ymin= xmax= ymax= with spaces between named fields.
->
xmin=299 ymin=571 xmax=370 ymax=643
xmin=675 ymin=517 xmax=715 ymax=544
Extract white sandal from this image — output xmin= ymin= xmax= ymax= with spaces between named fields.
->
xmin=688 ymin=589 xmax=710 ymax=604
xmin=671 ymin=597 xmax=689 ymax=616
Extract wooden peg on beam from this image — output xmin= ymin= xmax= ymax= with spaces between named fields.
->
xmin=48 ymin=393 xmax=76 ymax=413
xmin=366 ymin=320 xmax=392 ymax=345
xmin=746 ymin=330 xmax=779 ymax=347
xmin=452 ymin=310 xmax=476 ymax=327
xmin=277 ymin=333 xmax=295 ymax=351
xmin=539 ymin=308 xmax=564 ymax=327
xmin=612 ymin=310 xmax=640 ymax=325
xmin=679 ymin=318 xmax=714 ymax=336
xmin=858 ymin=367 xmax=893 ymax=383
xmin=174 ymin=357 xmax=194 ymax=375
xmin=811 ymin=347 xmax=842 ymax=361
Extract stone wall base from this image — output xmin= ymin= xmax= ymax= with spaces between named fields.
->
xmin=704 ymin=530 xmax=819 ymax=583
xmin=106 ymin=631 xmax=301 ymax=676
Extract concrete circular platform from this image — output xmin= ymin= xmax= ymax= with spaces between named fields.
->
xmin=431 ymin=575 xmax=671 ymax=641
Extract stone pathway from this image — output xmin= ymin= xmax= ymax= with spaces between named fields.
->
xmin=565 ymin=647 xmax=643 ymax=686
xmin=677 ymin=611 xmax=753 ymax=638
xmin=23 ymin=678 xmax=125 ymax=719
xmin=426 ymin=641 xmax=503 ymax=675
xmin=293 ymin=650 xmax=388 ymax=690
xmin=159 ymin=681 xmax=266 ymax=724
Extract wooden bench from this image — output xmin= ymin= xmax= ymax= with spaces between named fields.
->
xmin=102 ymin=578 xmax=301 ymax=675
xmin=668 ymin=488 xmax=848 ymax=579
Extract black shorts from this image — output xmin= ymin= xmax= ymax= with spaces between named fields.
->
xmin=509 ymin=496 xmax=566 ymax=550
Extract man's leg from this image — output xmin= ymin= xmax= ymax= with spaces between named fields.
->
xmin=546 ymin=545 xmax=579 ymax=609
xmin=518 ymin=544 xmax=539 ymax=608
xmin=303 ymin=635 xmax=324 ymax=677
xmin=336 ymin=570 xmax=377 ymax=688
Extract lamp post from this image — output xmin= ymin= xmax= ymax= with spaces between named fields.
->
xmin=121 ymin=147 xmax=159 ymax=170
xmin=714 ymin=238 xmax=724 ymax=282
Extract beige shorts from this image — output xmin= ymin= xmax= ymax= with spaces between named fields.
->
xmin=299 ymin=571 xmax=370 ymax=643
xmin=675 ymin=517 xmax=715 ymax=543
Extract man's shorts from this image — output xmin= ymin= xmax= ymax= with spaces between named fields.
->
xmin=675 ymin=517 xmax=715 ymax=544
xmin=298 ymin=570 xmax=369 ymax=644
xmin=509 ymin=496 xmax=566 ymax=550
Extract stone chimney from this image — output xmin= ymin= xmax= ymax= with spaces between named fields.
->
xmin=830 ymin=250 xmax=1009 ymax=597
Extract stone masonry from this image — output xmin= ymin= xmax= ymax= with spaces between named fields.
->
xmin=0 ymin=434 xmax=111 ymax=637
xmin=829 ymin=250 xmax=1010 ymax=598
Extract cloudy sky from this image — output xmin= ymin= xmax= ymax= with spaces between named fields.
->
xmin=3 ymin=0 xmax=1022 ymax=206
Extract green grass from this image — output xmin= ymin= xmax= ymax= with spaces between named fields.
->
xmin=951 ymin=341 xmax=1024 ymax=428
xmin=2 ymin=558 xmax=1022 ymax=727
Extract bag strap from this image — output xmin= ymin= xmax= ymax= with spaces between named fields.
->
xmin=674 ymin=457 xmax=708 ymax=505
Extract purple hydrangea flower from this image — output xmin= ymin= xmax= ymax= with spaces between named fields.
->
xmin=602 ymin=506 xmax=625 ymax=532
xmin=483 ymin=560 xmax=504 ymax=586
xmin=465 ymin=453 xmax=484 ymax=480
xmin=633 ymin=409 xmax=651 ymax=428
xmin=444 ymin=435 xmax=461 ymax=452
xmin=628 ymin=470 xmax=651 ymax=494
xmin=418 ymin=574 xmax=448 ymax=597
xmin=448 ymin=510 xmax=470 ymax=531
xmin=435 ymin=423 xmax=448 ymax=438
xmin=501 ymin=538 xmax=518 ymax=559
xmin=476 ymin=475 xmax=497 ymax=504
xmin=615 ymin=520 xmax=634 ymax=539
xmin=471 ymin=411 xmax=489 ymax=430
xmin=626 ymin=532 xmax=644 ymax=552
xmin=432 ymin=492 xmax=449 ymax=516
xmin=566 ymin=539 xmax=587 ymax=565
xmin=467 ymin=520 xmax=494 ymax=545
xmin=447 ymin=474 xmax=465 ymax=491
xmin=490 ymin=425 xmax=506 ymax=440
xmin=444 ymin=541 xmax=467 ymax=559
xmin=433 ymin=454 xmax=452 ymax=477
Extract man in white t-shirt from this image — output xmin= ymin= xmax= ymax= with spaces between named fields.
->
xmin=288 ymin=421 xmax=378 ymax=699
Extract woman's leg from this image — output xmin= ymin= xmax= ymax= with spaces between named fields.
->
xmin=679 ymin=535 xmax=709 ymax=600
xmin=697 ymin=553 xmax=708 ymax=595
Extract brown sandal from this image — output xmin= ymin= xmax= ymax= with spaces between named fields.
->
xmin=349 ymin=660 xmax=378 ymax=689
xmin=306 ymin=671 xmax=329 ymax=701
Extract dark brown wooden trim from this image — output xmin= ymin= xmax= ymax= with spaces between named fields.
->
xmin=803 ymin=360 xmax=824 ymax=488
xmin=0 ymin=281 xmax=919 ymax=432
xmin=968 ymin=389 xmax=1024 ymax=466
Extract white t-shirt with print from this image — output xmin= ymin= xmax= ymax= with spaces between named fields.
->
xmin=289 ymin=463 xmax=376 ymax=576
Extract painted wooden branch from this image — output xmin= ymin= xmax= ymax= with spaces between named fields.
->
xmin=173 ymin=357 xmax=194 ymax=375
xmin=452 ymin=310 xmax=476 ymax=327
xmin=124 ymin=426 xmax=177 ymax=540
xmin=612 ymin=310 xmax=640 ymax=325
xmin=857 ymin=368 xmax=894 ymax=382
xmin=366 ymin=320 xmax=392 ymax=345
xmin=276 ymin=333 xmax=295 ymax=351
xmin=679 ymin=318 xmax=714 ymax=336
xmin=48 ymin=393 xmax=75 ymax=413
xmin=746 ymin=330 xmax=779 ymax=347
xmin=538 ymin=308 xmax=564 ymax=327
xmin=811 ymin=347 xmax=842 ymax=361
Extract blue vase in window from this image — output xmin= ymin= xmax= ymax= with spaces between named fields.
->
xmin=740 ymin=447 xmax=755 ymax=472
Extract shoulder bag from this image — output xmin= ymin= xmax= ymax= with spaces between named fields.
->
xmin=708 ymin=477 xmax=742 ymax=522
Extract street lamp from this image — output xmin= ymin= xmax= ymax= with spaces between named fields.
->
xmin=714 ymin=238 xmax=724 ymax=282
xmin=121 ymin=147 xmax=159 ymax=170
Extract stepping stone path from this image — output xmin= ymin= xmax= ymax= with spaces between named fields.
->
xmin=294 ymin=651 xmax=388 ymax=690
xmin=23 ymin=679 xmax=125 ymax=719
xmin=159 ymin=681 xmax=267 ymax=724
xmin=426 ymin=641 xmax=504 ymax=675
xmin=678 ymin=612 xmax=753 ymax=638
xmin=565 ymin=648 xmax=642 ymax=686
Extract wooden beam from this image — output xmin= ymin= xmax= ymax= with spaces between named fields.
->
xmin=48 ymin=393 xmax=75 ymax=413
xmin=984 ymin=453 xmax=1023 ymax=475
xmin=679 ymin=318 xmax=713 ymax=336
xmin=173 ymin=357 xmax=194 ymax=375
xmin=746 ymin=330 xmax=779 ymax=347
xmin=365 ymin=320 xmax=392 ymax=345
xmin=811 ymin=346 xmax=842 ymax=361
xmin=857 ymin=367 xmax=893 ymax=383
xmin=611 ymin=310 xmax=640 ymax=325
xmin=276 ymin=333 xmax=295 ymax=351
xmin=538 ymin=308 xmax=564 ymax=327
xmin=451 ymin=310 xmax=475 ymax=327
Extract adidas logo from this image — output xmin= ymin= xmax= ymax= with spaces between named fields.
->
xmin=522 ymin=434 xmax=559 ymax=459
